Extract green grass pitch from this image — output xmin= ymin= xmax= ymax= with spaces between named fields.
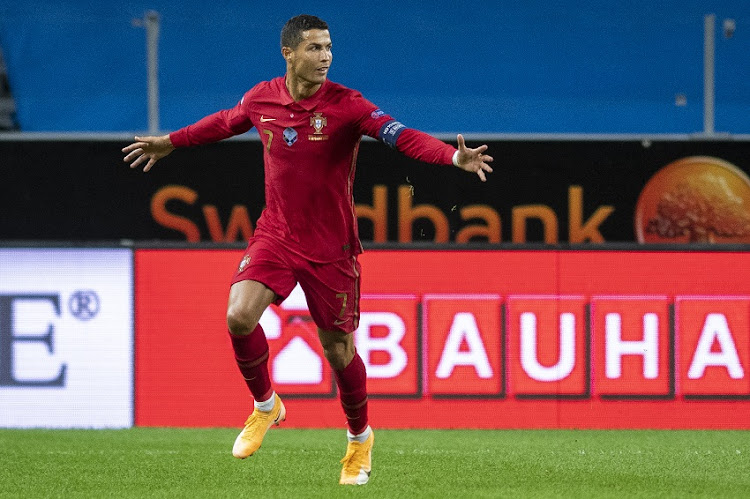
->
xmin=1 ymin=428 xmax=748 ymax=498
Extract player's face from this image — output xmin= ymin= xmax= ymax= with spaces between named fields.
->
xmin=287 ymin=29 xmax=332 ymax=85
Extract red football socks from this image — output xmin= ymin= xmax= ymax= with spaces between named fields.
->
xmin=334 ymin=352 xmax=369 ymax=434
xmin=229 ymin=325 xmax=273 ymax=403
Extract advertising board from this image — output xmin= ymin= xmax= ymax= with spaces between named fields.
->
xmin=0 ymin=248 xmax=133 ymax=428
xmin=2 ymin=139 xmax=749 ymax=245
xmin=135 ymin=248 xmax=750 ymax=429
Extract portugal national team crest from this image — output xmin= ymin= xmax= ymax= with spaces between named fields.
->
xmin=238 ymin=255 xmax=251 ymax=273
xmin=309 ymin=112 xmax=328 ymax=141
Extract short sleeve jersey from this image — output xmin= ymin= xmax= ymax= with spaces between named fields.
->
xmin=170 ymin=77 xmax=456 ymax=262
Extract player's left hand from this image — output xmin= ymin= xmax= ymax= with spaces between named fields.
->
xmin=455 ymin=134 xmax=494 ymax=182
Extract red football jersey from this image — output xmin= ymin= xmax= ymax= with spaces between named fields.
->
xmin=170 ymin=77 xmax=456 ymax=262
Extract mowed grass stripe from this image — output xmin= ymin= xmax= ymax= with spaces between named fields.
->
xmin=0 ymin=429 xmax=748 ymax=498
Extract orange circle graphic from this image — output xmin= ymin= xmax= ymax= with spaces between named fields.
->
xmin=635 ymin=156 xmax=750 ymax=244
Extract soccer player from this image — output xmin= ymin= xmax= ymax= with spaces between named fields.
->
xmin=122 ymin=14 xmax=493 ymax=485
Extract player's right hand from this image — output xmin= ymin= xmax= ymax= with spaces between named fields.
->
xmin=122 ymin=134 xmax=175 ymax=172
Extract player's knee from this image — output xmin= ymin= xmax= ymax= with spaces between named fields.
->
xmin=226 ymin=304 xmax=259 ymax=336
xmin=321 ymin=337 xmax=355 ymax=370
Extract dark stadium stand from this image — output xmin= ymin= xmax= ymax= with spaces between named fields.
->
xmin=0 ymin=47 xmax=17 ymax=130
xmin=0 ymin=1 xmax=747 ymax=134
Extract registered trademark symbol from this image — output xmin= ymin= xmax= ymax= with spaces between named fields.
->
xmin=69 ymin=290 xmax=100 ymax=321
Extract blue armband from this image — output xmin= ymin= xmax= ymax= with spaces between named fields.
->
xmin=378 ymin=120 xmax=407 ymax=149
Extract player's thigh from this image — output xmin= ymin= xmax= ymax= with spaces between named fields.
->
xmin=299 ymin=256 xmax=361 ymax=333
xmin=226 ymin=280 xmax=277 ymax=334
xmin=227 ymin=238 xmax=297 ymax=334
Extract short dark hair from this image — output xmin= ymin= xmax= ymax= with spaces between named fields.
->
xmin=281 ymin=15 xmax=329 ymax=49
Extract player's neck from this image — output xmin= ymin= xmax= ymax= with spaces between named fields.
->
xmin=285 ymin=75 xmax=323 ymax=102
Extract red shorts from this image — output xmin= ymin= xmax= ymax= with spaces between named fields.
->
xmin=231 ymin=236 xmax=361 ymax=333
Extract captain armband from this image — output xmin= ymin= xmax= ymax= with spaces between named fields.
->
xmin=378 ymin=120 xmax=407 ymax=149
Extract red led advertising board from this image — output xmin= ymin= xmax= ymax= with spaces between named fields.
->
xmin=135 ymin=249 xmax=750 ymax=429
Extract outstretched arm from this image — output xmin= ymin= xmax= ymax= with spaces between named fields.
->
xmin=453 ymin=134 xmax=494 ymax=182
xmin=384 ymin=126 xmax=494 ymax=182
xmin=122 ymin=134 xmax=175 ymax=172
xmin=352 ymin=94 xmax=494 ymax=181
xmin=123 ymin=91 xmax=255 ymax=173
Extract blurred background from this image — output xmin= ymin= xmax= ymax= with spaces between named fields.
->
xmin=0 ymin=0 xmax=748 ymax=134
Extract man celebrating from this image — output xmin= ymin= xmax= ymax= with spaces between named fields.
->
xmin=123 ymin=14 xmax=492 ymax=485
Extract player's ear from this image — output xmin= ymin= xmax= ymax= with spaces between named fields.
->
xmin=281 ymin=46 xmax=293 ymax=61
